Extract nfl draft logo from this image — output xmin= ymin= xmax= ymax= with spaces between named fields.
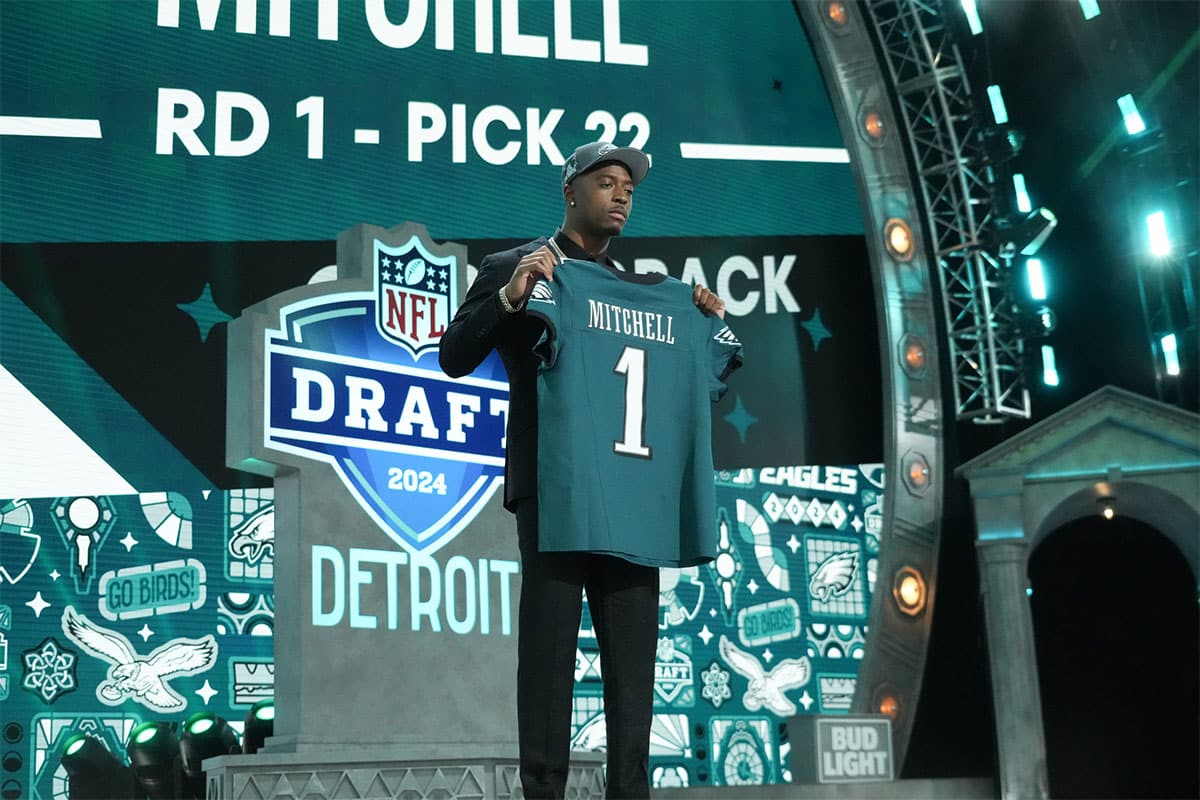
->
xmin=261 ymin=228 xmax=509 ymax=555
xmin=375 ymin=239 xmax=452 ymax=358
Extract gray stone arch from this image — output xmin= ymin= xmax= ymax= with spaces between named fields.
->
xmin=1032 ymin=481 xmax=1200 ymax=580
xmin=957 ymin=386 xmax=1200 ymax=800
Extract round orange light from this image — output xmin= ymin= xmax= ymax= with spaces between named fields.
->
xmin=893 ymin=567 xmax=927 ymax=616
xmin=904 ymin=340 xmax=926 ymax=370
xmin=863 ymin=110 xmax=885 ymax=140
xmin=908 ymin=460 xmax=929 ymax=487
xmin=827 ymin=1 xmax=848 ymax=26
xmin=878 ymin=695 xmax=900 ymax=719
xmin=884 ymin=218 xmax=915 ymax=261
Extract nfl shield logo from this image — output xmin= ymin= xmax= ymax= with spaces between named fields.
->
xmin=375 ymin=236 xmax=456 ymax=359
xmin=260 ymin=225 xmax=507 ymax=556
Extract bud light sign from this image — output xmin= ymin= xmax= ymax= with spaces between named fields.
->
xmin=263 ymin=234 xmax=509 ymax=555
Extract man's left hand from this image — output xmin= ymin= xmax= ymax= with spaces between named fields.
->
xmin=693 ymin=284 xmax=726 ymax=319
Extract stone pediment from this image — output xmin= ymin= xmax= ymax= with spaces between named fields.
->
xmin=957 ymin=385 xmax=1200 ymax=479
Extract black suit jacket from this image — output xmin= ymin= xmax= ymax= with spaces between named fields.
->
xmin=439 ymin=233 xmax=614 ymax=511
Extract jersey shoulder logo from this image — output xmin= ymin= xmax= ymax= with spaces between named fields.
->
xmin=529 ymin=282 xmax=555 ymax=304
xmin=714 ymin=326 xmax=741 ymax=347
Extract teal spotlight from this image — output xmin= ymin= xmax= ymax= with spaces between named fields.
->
xmin=1146 ymin=210 xmax=1170 ymax=256
xmin=127 ymin=721 xmax=182 ymax=800
xmin=961 ymin=0 xmax=983 ymax=34
xmin=987 ymin=85 xmax=1009 ymax=124
xmin=242 ymin=698 xmax=276 ymax=755
xmin=1161 ymin=333 xmax=1180 ymax=376
xmin=1041 ymin=345 xmax=1060 ymax=386
xmin=179 ymin=712 xmax=240 ymax=799
xmin=1013 ymin=173 xmax=1032 ymax=213
xmin=60 ymin=734 xmax=136 ymax=799
xmin=1117 ymin=94 xmax=1146 ymax=135
xmin=999 ymin=207 xmax=1058 ymax=256
xmin=1079 ymin=0 xmax=1101 ymax=19
xmin=1027 ymin=258 xmax=1047 ymax=300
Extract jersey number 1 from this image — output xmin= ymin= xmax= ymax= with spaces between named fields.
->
xmin=613 ymin=346 xmax=652 ymax=458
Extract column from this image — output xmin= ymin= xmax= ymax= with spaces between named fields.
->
xmin=976 ymin=537 xmax=1049 ymax=800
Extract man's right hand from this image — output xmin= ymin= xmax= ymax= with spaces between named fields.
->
xmin=503 ymin=245 xmax=559 ymax=308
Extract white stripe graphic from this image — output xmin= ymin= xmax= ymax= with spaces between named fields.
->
xmin=679 ymin=143 xmax=849 ymax=163
xmin=0 ymin=116 xmax=103 ymax=138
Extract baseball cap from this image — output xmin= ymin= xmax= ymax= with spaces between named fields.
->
xmin=562 ymin=141 xmax=650 ymax=187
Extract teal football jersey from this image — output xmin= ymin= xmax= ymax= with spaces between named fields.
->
xmin=525 ymin=259 xmax=743 ymax=567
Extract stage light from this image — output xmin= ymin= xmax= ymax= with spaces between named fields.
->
xmin=1161 ymin=333 xmax=1181 ymax=376
xmin=127 ymin=721 xmax=182 ymax=800
xmin=1079 ymin=0 xmax=1101 ymax=20
xmin=986 ymin=85 xmax=1009 ymax=125
xmin=60 ymin=733 xmax=135 ymax=799
xmin=902 ymin=452 xmax=931 ymax=494
xmin=892 ymin=567 xmax=928 ymax=617
xmin=861 ymin=108 xmax=886 ymax=142
xmin=1097 ymin=497 xmax=1116 ymax=520
xmin=1113 ymin=95 xmax=1142 ymax=136
xmin=1012 ymin=173 xmax=1032 ymax=213
xmin=1026 ymin=258 xmax=1047 ymax=300
xmin=1117 ymin=94 xmax=1146 ymax=135
xmin=883 ymin=218 xmax=915 ymax=261
xmin=873 ymin=685 xmax=901 ymax=721
xmin=1146 ymin=210 xmax=1170 ymax=256
xmin=980 ymin=125 xmax=1024 ymax=164
xmin=900 ymin=334 xmax=927 ymax=375
xmin=961 ymin=0 xmax=983 ymax=34
xmin=999 ymin=207 xmax=1057 ymax=256
xmin=1041 ymin=345 xmax=1059 ymax=387
xmin=179 ymin=713 xmax=240 ymax=800
xmin=242 ymin=699 xmax=275 ymax=755
xmin=825 ymin=1 xmax=849 ymax=27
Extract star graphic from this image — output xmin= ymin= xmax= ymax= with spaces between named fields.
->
xmin=49 ymin=569 xmax=61 ymax=581
xmin=747 ymin=578 xmax=760 ymax=595
xmin=195 ymin=679 xmax=219 ymax=705
xmin=697 ymin=624 xmax=714 ymax=646
xmin=709 ymin=608 xmax=717 ymax=618
xmin=799 ymin=690 xmax=814 ymax=710
xmin=178 ymin=283 xmax=232 ymax=342
xmin=787 ymin=534 xmax=801 ymax=554
xmin=438 ymin=281 xmax=448 ymax=293
xmin=763 ymin=648 xmax=774 ymax=663
xmin=26 ymin=591 xmax=50 ymax=618
xmin=851 ymin=516 xmax=864 ymax=532
xmin=722 ymin=394 xmax=758 ymax=444
xmin=120 ymin=531 xmax=138 ymax=552
xmin=801 ymin=308 xmax=832 ymax=351
xmin=137 ymin=624 xmax=154 ymax=643
xmin=383 ymin=256 xmax=394 ymax=268
xmin=439 ymin=269 xmax=447 ymax=281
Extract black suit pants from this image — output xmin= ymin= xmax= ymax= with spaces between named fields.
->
xmin=515 ymin=499 xmax=659 ymax=800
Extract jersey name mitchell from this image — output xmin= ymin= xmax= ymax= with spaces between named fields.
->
xmin=525 ymin=259 xmax=743 ymax=568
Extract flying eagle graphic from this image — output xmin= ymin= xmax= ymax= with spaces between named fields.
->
xmin=809 ymin=550 xmax=859 ymax=602
xmin=61 ymin=606 xmax=217 ymax=711
xmin=718 ymin=635 xmax=811 ymax=717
